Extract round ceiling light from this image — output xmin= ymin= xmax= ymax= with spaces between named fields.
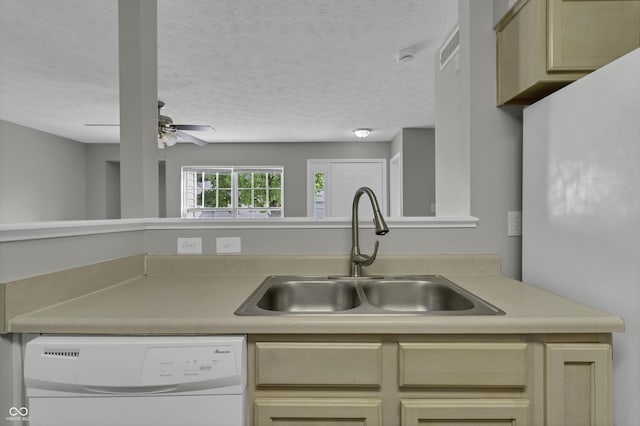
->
xmin=353 ymin=128 xmax=371 ymax=138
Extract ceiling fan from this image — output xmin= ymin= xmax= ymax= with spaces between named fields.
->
xmin=85 ymin=100 xmax=215 ymax=148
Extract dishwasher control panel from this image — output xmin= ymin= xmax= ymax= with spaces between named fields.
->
xmin=142 ymin=345 xmax=239 ymax=385
xmin=25 ymin=336 xmax=246 ymax=391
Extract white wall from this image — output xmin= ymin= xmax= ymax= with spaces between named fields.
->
xmin=0 ymin=120 xmax=88 ymax=222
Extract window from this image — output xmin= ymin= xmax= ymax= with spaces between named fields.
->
xmin=181 ymin=166 xmax=283 ymax=218
xmin=313 ymin=171 xmax=326 ymax=218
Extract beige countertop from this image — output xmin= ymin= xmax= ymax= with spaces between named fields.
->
xmin=6 ymin=254 xmax=624 ymax=335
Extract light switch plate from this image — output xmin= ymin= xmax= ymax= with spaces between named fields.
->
xmin=216 ymin=237 xmax=241 ymax=254
xmin=177 ymin=237 xmax=202 ymax=254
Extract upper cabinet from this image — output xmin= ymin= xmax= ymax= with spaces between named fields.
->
xmin=496 ymin=0 xmax=640 ymax=105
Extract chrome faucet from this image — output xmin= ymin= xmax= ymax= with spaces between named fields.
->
xmin=350 ymin=187 xmax=389 ymax=277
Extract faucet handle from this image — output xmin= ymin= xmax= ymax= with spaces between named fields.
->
xmin=357 ymin=240 xmax=379 ymax=267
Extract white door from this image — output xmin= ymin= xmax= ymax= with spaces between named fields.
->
xmin=329 ymin=160 xmax=386 ymax=218
xmin=307 ymin=159 xmax=387 ymax=218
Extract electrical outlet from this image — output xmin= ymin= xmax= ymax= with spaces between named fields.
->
xmin=177 ymin=237 xmax=202 ymax=254
xmin=508 ymin=211 xmax=522 ymax=237
xmin=216 ymin=237 xmax=241 ymax=254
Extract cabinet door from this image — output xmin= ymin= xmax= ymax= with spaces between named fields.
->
xmin=548 ymin=0 xmax=640 ymax=71
xmin=255 ymin=342 xmax=381 ymax=387
xmin=401 ymin=399 xmax=530 ymax=426
xmin=398 ymin=342 xmax=528 ymax=387
xmin=254 ymin=398 xmax=381 ymax=426
xmin=546 ymin=343 xmax=612 ymax=426
xmin=496 ymin=0 xmax=548 ymax=105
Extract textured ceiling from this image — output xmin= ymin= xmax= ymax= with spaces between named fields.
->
xmin=0 ymin=0 xmax=458 ymax=144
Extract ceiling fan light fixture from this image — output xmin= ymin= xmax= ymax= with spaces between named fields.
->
xmin=164 ymin=132 xmax=178 ymax=146
xmin=158 ymin=131 xmax=178 ymax=147
xmin=353 ymin=128 xmax=371 ymax=138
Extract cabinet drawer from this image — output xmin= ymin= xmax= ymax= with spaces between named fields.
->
xmin=255 ymin=398 xmax=381 ymax=426
xmin=255 ymin=342 xmax=382 ymax=387
xmin=401 ymin=399 xmax=530 ymax=426
xmin=398 ymin=342 xmax=527 ymax=387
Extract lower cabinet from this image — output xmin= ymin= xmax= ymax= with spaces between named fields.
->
xmin=248 ymin=336 xmax=613 ymax=426
xmin=401 ymin=399 xmax=530 ymax=426
xmin=546 ymin=343 xmax=612 ymax=426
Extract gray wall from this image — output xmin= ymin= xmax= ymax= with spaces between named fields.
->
xmin=390 ymin=128 xmax=436 ymax=217
xmin=402 ymin=128 xmax=435 ymax=216
xmin=86 ymin=143 xmax=120 ymax=219
xmin=163 ymin=141 xmax=390 ymax=218
xmin=84 ymin=141 xmax=391 ymax=220
xmin=0 ymin=120 xmax=88 ymax=222
xmin=431 ymin=0 xmax=523 ymax=279
xmin=1 ymin=1 xmax=523 ymax=281
xmin=1 ymin=0 xmax=523 ymax=280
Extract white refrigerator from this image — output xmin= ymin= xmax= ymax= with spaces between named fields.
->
xmin=523 ymin=47 xmax=640 ymax=424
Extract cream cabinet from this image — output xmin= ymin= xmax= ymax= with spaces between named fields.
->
xmin=251 ymin=340 xmax=383 ymax=425
xmin=248 ymin=335 xmax=613 ymax=426
xmin=401 ymin=399 xmax=530 ymax=426
xmin=398 ymin=342 xmax=528 ymax=387
xmin=254 ymin=398 xmax=381 ymax=426
xmin=496 ymin=0 xmax=640 ymax=105
xmin=546 ymin=343 xmax=612 ymax=426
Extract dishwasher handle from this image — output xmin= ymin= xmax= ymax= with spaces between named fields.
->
xmin=83 ymin=385 xmax=179 ymax=395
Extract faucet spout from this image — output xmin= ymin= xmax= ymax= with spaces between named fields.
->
xmin=350 ymin=187 xmax=389 ymax=277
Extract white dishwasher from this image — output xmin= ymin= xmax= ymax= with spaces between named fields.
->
xmin=24 ymin=335 xmax=246 ymax=426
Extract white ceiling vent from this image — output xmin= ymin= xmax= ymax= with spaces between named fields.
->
xmin=439 ymin=26 xmax=460 ymax=71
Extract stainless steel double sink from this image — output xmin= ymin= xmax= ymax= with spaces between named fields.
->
xmin=234 ymin=275 xmax=504 ymax=316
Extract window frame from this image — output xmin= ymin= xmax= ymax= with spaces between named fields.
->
xmin=181 ymin=166 xmax=284 ymax=218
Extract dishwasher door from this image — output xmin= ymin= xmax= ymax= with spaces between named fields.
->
xmin=24 ymin=335 xmax=247 ymax=426
xmin=28 ymin=394 xmax=243 ymax=426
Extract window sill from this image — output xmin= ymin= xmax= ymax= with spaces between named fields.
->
xmin=0 ymin=217 xmax=478 ymax=242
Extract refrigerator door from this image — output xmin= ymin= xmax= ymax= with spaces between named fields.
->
xmin=523 ymin=48 xmax=640 ymax=425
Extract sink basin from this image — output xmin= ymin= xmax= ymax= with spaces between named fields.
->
xmin=362 ymin=280 xmax=474 ymax=312
xmin=256 ymin=280 xmax=360 ymax=312
xmin=235 ymin=275 xmax=504 ymax=316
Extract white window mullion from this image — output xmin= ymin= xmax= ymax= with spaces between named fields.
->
xmin=232 ymin=168 xmax=238 ymax=217
xmin=215 ymin=172 xmax=219 ymax=209
xmin=182 ymin=170 xmax=197 ymax=218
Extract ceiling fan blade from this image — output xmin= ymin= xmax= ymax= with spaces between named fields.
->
xmin=176 ymin=130 xmax=208 ymax=146
xmin=84 ymin=124 xmax=120 ymax=126
xmin=175 ymin=124 xmax=215 ymax=132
